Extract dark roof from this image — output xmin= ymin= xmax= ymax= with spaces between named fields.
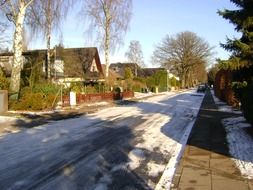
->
xmin=0 ymin=47 xmax=104 ymax=80
xmin=138 ymin=68 xmax=166 ymax=77
xmin=109 ymin=62 xmax=140 ymax=77
xmin=109 ymin=62 xmax=166 ymax=78
xmin=58 ymin=47 xmax=104 ymax=79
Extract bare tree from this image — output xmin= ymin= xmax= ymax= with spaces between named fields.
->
xmin=125 ymin=40 xmax=145 ymax=67
xmin=81 ymin=0 xmax=132 ymax=78
xmin=0 ymin=0 xmax=34 ymax=94
xmin=27 ymin=0 xmax=72 ymax=80
xmin=152 ymin=31 xmax=213 ymax=88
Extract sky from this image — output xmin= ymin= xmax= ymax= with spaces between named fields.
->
xmin=30 ymin=0 xmax=240 ymax=67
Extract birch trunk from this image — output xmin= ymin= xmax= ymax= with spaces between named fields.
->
xmin=46 ymin=0 xmax=52 ymax=80
xmin=104 ymin=5 xmax=110 ymax=78
xmin=46 ymin=24 xmax=51 ymax=79
xmin=105 ymin=28 xmax=110 ymax=78
xmin=9 ymin=2 xmax=26 ymax=94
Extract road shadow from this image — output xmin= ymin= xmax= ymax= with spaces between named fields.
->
xmin=0 ymin=111 xmax=157 ymax=190
xmin=119 ymin=90 xmax=252 ymax=163
xmin=186 ymin=90 xmax=240 ymax=157
xmin=1 ymin=90 xmax=250 ymax=189
xmin=10 ymin=111 xmax=84 ymax=128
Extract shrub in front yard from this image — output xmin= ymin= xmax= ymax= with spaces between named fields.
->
xmin=0 ymin=76 xmax=9 ymax=90
xmin=10 ymin=83 xmax=60 ymax=111
xmin=11 ymin=93 xmax=44 ymax=110
xmin=236 ymin=84 xmax=253 ymax=126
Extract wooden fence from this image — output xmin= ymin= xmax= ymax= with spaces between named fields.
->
xmin=62 ymin=91 xmax=134 ymax=106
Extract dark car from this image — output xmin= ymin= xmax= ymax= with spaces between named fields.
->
xmin=197 ymin=84 xmax=206 ymax=93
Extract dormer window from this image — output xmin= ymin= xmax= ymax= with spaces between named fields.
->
xmin=90 ymin=58 xmax=98 ymax=72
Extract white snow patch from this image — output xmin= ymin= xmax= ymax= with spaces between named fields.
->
xmin=134 ymin=92 xmax=154 ymax=99
xmin=155 ymin=119 xmax=197 ymax=190
xmin=126 ymin=89 xmax=204 ymax=189
xmin=128 ymin=148 xmax=146 ymax=170
xmin=0 ymin=116 xmax=18 ymax=123
xmin=82 ymin=101 xmax=109 ymax=107
xmin=211 ymin=90 xmax=242 ymax=114
xmin=211 ymin=90 xmax=253 ymax=179
xmin=222 ymin=117 xmax=253 ymax=179
xmin=147 ymin=162 xmax=165 ymax=177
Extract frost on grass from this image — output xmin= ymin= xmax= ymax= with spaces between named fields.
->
xmin=212 ymin=90 xmax=253 ymax=179
xmin=223 ymin=117 xmax=253 ymax=179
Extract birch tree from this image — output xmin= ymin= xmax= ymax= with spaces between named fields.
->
xmin=81 ymin=0 xmax=132 ymax=78
xmin=125 ymin=40 xmax=145 ymax=67
xmin=0 ymin=0 xmax=34 ymax=94
xmin=27 ymin=0 xmax=72 ymax=79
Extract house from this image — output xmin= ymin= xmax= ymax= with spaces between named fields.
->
xmin=53 ymin=47 xmax=104 ymax=84
xmin=109 ymin=62 xmax=166 ymax=79
xmin=109 ymin=62 xmax=141 ymax=79
xmin=138 ymin=68 xmax=166 ymax=78
xmin=0 ymin=47 xmax=105 ymax=85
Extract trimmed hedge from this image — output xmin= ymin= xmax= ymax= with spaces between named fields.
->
xmin=214 ymin=69 xmax=239 ymax=107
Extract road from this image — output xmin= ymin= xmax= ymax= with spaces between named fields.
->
xmin=0 ymin=90 xmax=204 ymax=190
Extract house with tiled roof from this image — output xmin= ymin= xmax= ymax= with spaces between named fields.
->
xmin=109 ymin=62 xmax=166 ymax=79
xmin=0 ymin=47 xmax=105 ymax=84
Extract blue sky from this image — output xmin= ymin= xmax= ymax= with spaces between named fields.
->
xmin=31 ymin=0 xmax=240 ymax=67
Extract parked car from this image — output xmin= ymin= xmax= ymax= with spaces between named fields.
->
xmin=197 ymin=84 xmax=206 ymax=93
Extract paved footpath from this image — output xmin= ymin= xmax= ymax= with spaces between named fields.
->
xmin=171 ymin=90 xmax=253 ymax=190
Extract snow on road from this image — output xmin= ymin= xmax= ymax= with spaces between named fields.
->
xmin=212 ymin=91 xmax=253 ymax=179
xmin=0 ymin=90 xmax=204 ymax=189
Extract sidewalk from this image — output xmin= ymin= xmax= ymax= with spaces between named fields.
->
xmin=171 ymin=90 xmax=253 ymax=190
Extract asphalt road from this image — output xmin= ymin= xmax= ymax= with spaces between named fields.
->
xmin=0 ymin=91 xmax=204 ymax=190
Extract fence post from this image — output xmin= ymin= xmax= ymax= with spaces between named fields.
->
xmin=70 ymin=91 xmax=77 ymax=107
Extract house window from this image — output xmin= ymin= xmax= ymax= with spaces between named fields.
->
xmin=113 ymin=66 xmax=119 ymax=72
xmin=54 ymin=59 xmax=64 ymax=76
xmin=90 ymin=58 xmax=98 ymax=72
xmin=42 ymin=60 xmax=46 ymax=73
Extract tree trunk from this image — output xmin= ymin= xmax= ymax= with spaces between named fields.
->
xmin=46 ymin=26 xmax=51 ymax=80
xmin=9 ymin=2 xmax=26 ymax=94
xmin=181 ymin=70 xmax=186 ymax=88
xmin=104 ymin=5 xmax=111 ymax=78
xmin=105 ymin=32 xmax=110 ymax=78
xmin=46 ymin=0 xmax=52 ymax=80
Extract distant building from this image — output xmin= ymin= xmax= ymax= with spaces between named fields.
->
xmin=109 ymin=62 xmax=166 ymax=79
xmin=138 ymin=68 xmax=166 ymax=78
xmin=109 ymin=62 xmax=140 ymax=78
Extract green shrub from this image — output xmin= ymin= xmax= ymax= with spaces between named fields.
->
xmin=33 ymin=83 xmax=59 ymax=95
xmin=11 ymin=93 xmax=44 ymax=110
xmin=132 ymin=81 xmax=146 ymax=92
xmin=10 ymin=83 xmax=60 ymax=111
xmin=70 ymin=82 xmax=84 ymax=93
xmin=237 ymin=84 xmax=253 ymax=125
xmin=85 ymin=85 xmax=98 ymax=94
xmin=0 ymin=76 xmax=9 ymax=90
